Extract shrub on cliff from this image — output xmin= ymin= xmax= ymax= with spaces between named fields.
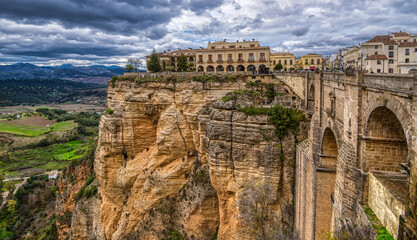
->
xmin=237 ymin=181 xmax=294 ymax=240
xmin=147 ymin=50 xmax=161 ymax=72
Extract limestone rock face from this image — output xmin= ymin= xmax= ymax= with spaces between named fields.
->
xmin=87 ymin=77 xmax=307 ymax=240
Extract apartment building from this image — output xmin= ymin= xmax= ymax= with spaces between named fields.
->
xmin=195 ymin=40 xmax=271 ymax=73
xmin=344 ymin=47 xmax=359 ymax=69
xmin=355 ymin=31 xmax=417 ymax=74
xmin=270 ymin=52 xmax=296 ymax=71
xmin=300 ymin=53 xmax=323 ymax=70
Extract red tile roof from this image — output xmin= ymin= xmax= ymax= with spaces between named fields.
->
xmin=392 ymin=32 xmax=410 ymax=37
xmin=365 ymin=35 xmax=397 ymax=45
xmin=366 ymin=54 xmax=388 ymax=60
xmin=146 ymin=49 xmax=196 ymax=57
xmin=399 ymin=42 xmax=417 ymax=47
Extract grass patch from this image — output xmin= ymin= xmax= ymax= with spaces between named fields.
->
xmin=0 ymin=120 xmax=51 ymax=136
xmin=52 ymin=120 xmax=77 ymax=131
xmin=0 ymin=139 xmax=94 ymax=178
xmin=362 ymin=204 xmax=394 ymax=240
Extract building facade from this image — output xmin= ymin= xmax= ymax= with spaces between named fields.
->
xmin=270 ymin=52 xmax=296 ymax=71
xmin=195 ymin=40 xmax=271 ymax=73
xmin=145 ymin=49 xmax=196 ymax=72
xmin=345 ymin=31 xmax=417 ymax=74
xmin=300 ymin=53 xmax=323 ymax=71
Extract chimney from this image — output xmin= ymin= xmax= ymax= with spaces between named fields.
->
xmin=252 ymin=39 xmax=255 ymax=41
xmin=236 ymin=40 xmax=239 ymax=42
xmin=224 ymin=39 xmax=226 ymax=42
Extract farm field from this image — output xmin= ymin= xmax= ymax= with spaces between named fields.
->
xmin=0 ymin=116 xmax=77 ymax=136
xmin=0 ymin=103 xmax=106 ymax=115
xmin=0 ymin=139 xmax=94 ymax=178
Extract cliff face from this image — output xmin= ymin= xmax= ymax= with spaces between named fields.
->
xmin=87 ymin=76 xmax=307 ymax=239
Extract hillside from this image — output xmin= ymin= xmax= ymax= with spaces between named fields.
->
xmin=0 ymin=63 xmax=125 ymax=84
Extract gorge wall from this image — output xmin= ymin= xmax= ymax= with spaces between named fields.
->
xmin=70 ymin=75 xmax=308 ymax=239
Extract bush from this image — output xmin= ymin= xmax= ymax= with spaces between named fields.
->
xmin=104 ymin=108 xmax=114 ymax=115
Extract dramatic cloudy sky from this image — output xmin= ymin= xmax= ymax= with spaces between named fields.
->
xmin=0 ymin=0 xmax=416 ymax=66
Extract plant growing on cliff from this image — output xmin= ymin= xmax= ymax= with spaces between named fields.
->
xmin=147 ymin=50 xmax=161 ymax=72
xmin=237 ymin=181 xmax=293 ymax=240
xmin=162 ymin=60 xmax=166 ymax=71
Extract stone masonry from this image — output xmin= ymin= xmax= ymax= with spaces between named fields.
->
xmin=286 ymin=71 xmax=417 ymax=240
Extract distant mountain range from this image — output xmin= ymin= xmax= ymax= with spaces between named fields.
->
xmin=0 ymin=63 xmax=126 ymax=84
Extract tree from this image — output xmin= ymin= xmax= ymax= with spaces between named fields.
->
xmin=186 ymin=62 xmax=194 ymax=71
xmin=274 ymin=63 xmax=283 ymax=71
xmin=128 ymin=58 xmax=142 ymax=72
xmin=147 ymin=50 xmax=161 ymax=72
xmin=162 ymin=60 xmax=166 ymax=71
xmin=125 ymin=64 xmax=134 ymax=72
xmin=177 ymin=54 xmax=188 ymax=72
xmin=0 ymin=174 xmax=4 ymax=195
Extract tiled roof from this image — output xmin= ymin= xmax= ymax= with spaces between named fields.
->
xmin=392 ymin=32 xmax=410 ymax=37
xmin=399 ymin=42 xmax=417 ymax=47
xmin=366 ymin=54 xmax=388 ymax=60
xmin=365 ymin=35 xmax=397 ymax=45
xmin=271 ymin=52 xmax=295 ymax=56
xmin=146 ymin=49 xmax=196 ymax=57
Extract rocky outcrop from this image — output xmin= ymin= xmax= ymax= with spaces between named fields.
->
xmin=86 ymin=76 xmax=308 ymax=239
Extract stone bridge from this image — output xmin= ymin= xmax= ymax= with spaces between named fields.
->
xmin=274 ymin=71 xmax=417 ymax=240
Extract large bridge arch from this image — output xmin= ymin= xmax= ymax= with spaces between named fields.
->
xmin=315 ymin=127 xmax=339 ymax=239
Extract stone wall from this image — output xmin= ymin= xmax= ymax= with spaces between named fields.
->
xmin=288 ymin=71 xmax=417 ymax=240
xmin=368 ymin=172 xmax=406 ymax=239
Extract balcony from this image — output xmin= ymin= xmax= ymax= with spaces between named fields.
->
xmin=198 ymin=59 xmax=203 ymax=63
xmin=237 ymin=59 xmax=244 ymax=63
xmin=217 ymin=60 xmax=223 ymax=63
xmin=207 ymin=60 xmax=213 ymax=63
xmin=248 ymin=59 xmax=255 ymax=63
xmin=259 ymin=59 xmax=266 ymax=62
xmin=227 ymin=59 xmax=234 ymax=63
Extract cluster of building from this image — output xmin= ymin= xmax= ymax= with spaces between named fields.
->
xmin=145 ymin=31 xmax=417 ymax=74
xmin=340 ymin=31 xmax=417 ymax=74
xmin=146 ymin=40 xmax=323 ymax=73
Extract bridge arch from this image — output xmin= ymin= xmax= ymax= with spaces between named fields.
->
xmin=307 ymin=83 xmax=315 ymax=112
xmin=315 ymin=127 xmax=339 ymax=239
xmin=363 ymin=106 xmax=409 ymax=173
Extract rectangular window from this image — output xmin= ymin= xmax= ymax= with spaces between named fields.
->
xmin=238 ymin=54 xmax=243 ymax=61
xmin=405 ymin=49 xmax=410 ymax=55
xmin=279 ymin=60 xmax=281 ymax=64
xmin=389 ymin=68 xmax=393 ymax=73
xmin=199 ymin=55 xmax=203 ymax=62
xmin=377 ymin=69 xmax=381 ymax=73
xmin=405 ymin=58 xmax=409 ymax=63
xmin=375 ymin=45 xmax=378 ymax=49
xmin=229 ymin=45 xmax=235 ymax=48
xmin=389 ymin=51 xmax=394 ymax=58
xmin=311 ymin=59 xmax=314 ymax=64
xmin=317 ymin=59 xmax=320 ymax=64
xmin=260 ymin=53 xmax=265 ymax=60
xmin=377 ymin=60 xmax=381 ymax=64
xmin=273 ymin=60 xmax=276 ymax=65
xmin=249 ymin=53 xmax=254 ymax=61
xmin=250 ymin=44 xmax=255 ymax=48
xmin=284 ymin=60 xmax=287 ymax=65
xmin=389 ymin=59 xmax=394 ymax=64
xmin=388 ymin=45 xmax=394 ymax=50
xmin=218 ymin=54 xmax=222 ymax=60
xmin=305 ymin=59 xmax=308 ymax=64
xmin=211 ymin=46 xmax=215 ymax=49
xmin=208 ymin=55 xmax=212 ymax=61
xmin=228 ymin=54 xmax=232 ymax=61
xmin=415 ymin=48 xmax=417 ymax=52
xmin=290 ymin=60 xmax=293 ymax=65
xmin=404 ymin=40 xmax=408 ymax=42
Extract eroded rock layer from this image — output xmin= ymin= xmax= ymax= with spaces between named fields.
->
xmin=86 ymin=77 xmax=307 ymax=240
